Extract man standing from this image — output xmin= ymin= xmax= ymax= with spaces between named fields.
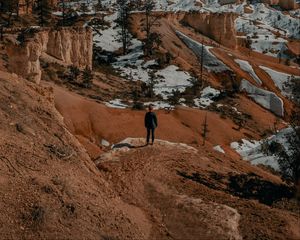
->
xmin=144 ymin=105 xmax=158 ymax=145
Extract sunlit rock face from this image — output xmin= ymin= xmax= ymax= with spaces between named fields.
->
xmin=6 ymin=27 xmax=93 ymax=84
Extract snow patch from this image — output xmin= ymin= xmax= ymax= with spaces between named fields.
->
xmin=213 ymin=145 xmax=225 ymax=154
xmin=105 ymin=99 xmax=128 ymax=109
xmin=101 ymin=139 xmax=110 ymax=147
xmin=240 ymin=79 xmax=284 ymax=117
xmin=155 ymin=65 xmax=192 ymax=99
xmin=194 ymin=86 xmax=220 ymax=108
xmin=176 ymin=31 xmax=230 ymax=73
xmin=235 ymin=59 xmax=262 ymax=85
xmin=260 ymin=66 xmax=298 ymax=97
xmin=231 ymin=127 xmax=294 ymax=171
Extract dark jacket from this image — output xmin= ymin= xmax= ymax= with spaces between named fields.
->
xmin=144 ymin=112 xmax=158 ymax=129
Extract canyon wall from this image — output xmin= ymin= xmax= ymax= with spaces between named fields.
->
xmin=262 ymin=0 xmax=298 ymax=10
xmin=181 ymin=12 xmax=238 ymax=49
xmin=219 ymin=0 xmax=242 ymax=5
xmin=278 ymin=0 xmax=297 ymax=10
xmin=19 ymin=0 xmax=58 ymax=15
xmin=6 ymin=27 xmax=93 ymax=84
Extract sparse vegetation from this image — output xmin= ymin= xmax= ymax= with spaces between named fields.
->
xmin=35 ymin=0 xmax=52 ymax=26
xmin=168 ymin=89 xmax=181 ymax=106
xmin=116 ymin=0 xmax=132 ymax=55
xmin=22 ymin=204 xmax=45 ymax=228
xmin=201 ymin=113 xmax=209 ymax=146
xmin=141 ymin=0 xmax=162 ymax=56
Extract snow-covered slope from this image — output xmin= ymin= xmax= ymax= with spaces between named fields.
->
xmin=260 ymin=66 xmax=298 ymax=97
xmin=235 ymin=59 xmax=262 ymax=85
xmin=231 ymin=127 xmax=294 ymax=171
xmin=240 ymin=79 xmax=284 ymax=117
xmin=176 ymin=31 xmax=230 ymax=73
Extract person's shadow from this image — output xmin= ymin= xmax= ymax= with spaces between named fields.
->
xmin=112 ymin=142 xmax=148 ymax=149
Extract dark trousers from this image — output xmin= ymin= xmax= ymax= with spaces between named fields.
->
xmin=146 ymin=128 xmax=155 ymax=143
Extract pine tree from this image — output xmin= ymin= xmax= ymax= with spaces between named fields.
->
xmin=0 ymin=0 xmax=19 ymax=27
xmin=142 ymin=0 xmax=161 ymax=56
xmin=189 ymin=76 xmax=201 ymax=96
xmin=95 ymin=0 xmax=103 ymax=11
xmin=61 ymin=0 xmax=66 ymax=26
xmin=82 ymin=67 xmax=93 ymax=88
xmin=265 ymin=76 xmax=300 ymax=185
xmin=116 ymin=0 xmax=132 ymax=55
xmin=0 ymin=24 xmax=3 ymax=41
xmin=69 ymin=65 xmax=80 ymax=83
xmin=168 ymin=89 xmax=181 ymax=106
xmin=35 ymin=0 xmax=52 ymax=26
xmin=201 ymin=113 xmax=209 ymax=146
xmin=147 ymin=70 xmax=158 ymax=99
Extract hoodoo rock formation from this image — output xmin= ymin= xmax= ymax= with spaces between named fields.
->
xmin=181 ymin=12 xmax=238 ymax=49
xmin=6 ymin=27 xmax=93 ymax=84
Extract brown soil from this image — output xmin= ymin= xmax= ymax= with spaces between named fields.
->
xmin=1 ymin=8 xmax=300 ymax=240
xmin=1 ymin=70 xmax=299 ymax=239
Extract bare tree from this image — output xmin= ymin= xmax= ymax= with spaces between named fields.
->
xmin=200 ymin=40 xmax=205 ymax=83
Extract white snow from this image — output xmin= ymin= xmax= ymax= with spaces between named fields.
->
xmin=234 ymin=59 xmax=262 ymax=85
xmin=213 ymin=145 xmax=225 ymax=154
xmin=144 ymin=101 xmax=173 ymax=110
xmin=194 ymin=86 xmax=220 ymax=108
xmin=105 ymin=99 xmax=128 ymax=109
xmin=231 ymin=127 xmax=294 ymax=171
xmin=260 ymin=66 xmax=298 ymax=97
xmin=175 ymin=1 xmax=300 ymax=60
xmin=101 ymin=139 xmax=110 ymax=147
xmin=246 ymin=4 xmax=300 ymax=39
xmin=155 ymin=65 xmax=192 ymax=99
xmin=176 ymin=31 xmax=230 ymax=73
xmin=240 ymin=79 xmax=284 ymax=117
xmin=92 ymin=12 xmax=123 ymax=52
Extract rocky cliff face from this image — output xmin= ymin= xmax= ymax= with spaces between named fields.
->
xmin=262 ymin=0 xmax=298 ymax=10
xmin=181 ymin=12 xmax=237 ymax=49
xmin=18 ymin=0 xmax=58 ymax=15
xmin=279 ymin=0 xmax=297 ymax=10
xmin=6 ymin=27 xmax=93 ymax=84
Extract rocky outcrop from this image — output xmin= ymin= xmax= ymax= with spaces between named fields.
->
xmin=181 ymin=12 xmax=237 ymax=49
xmin=18 ymin=0 xmax=58 ymax=15
xmin=278 ymin=0 xmax=297 ymax=10
xmin=6 ymin=27 xmax=93 ymax=84
xmin=218 ymin=0 xmax=241 ymax=5
xmin=262 ymin=0 xmax=298 ymax=10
